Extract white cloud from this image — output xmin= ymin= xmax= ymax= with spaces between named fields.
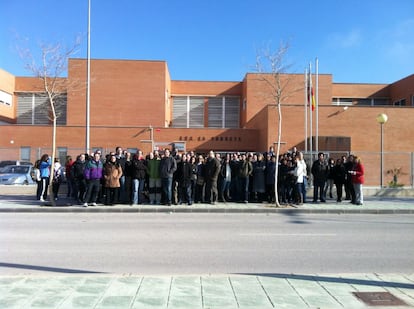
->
xmin=382 ymin=19 xmax=414 ymax=61
xmin=387 ymin=41 xmax=414 ymax=61
xmin=393 ymin=19 xmax=414 ymax=38
xmin=328 ymin=29 xmax=362 ymax=48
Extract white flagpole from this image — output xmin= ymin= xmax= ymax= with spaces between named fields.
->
xmin=86 ymin=0 xmax=91 ymax=154
xmin=304 ymin=68 xmax=308 ymax=152
xmin=309 ymin=63 xmax=313 ymax=161
xmin=315 ymin=57 xmax=319 ymax=155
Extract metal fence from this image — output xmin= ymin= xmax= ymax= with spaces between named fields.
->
xmin=0 ymin=147 xmax=120 ymax=166
xmin=1 ymin=147 xmax=413 ymax=188
xmin=303 ymin=151 xmax=414 ymax=187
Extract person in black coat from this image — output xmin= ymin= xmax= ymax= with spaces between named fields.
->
xmin=71 ymin=154 xmax=87 ymax=203
xmin=332 ymin=158 xmax=346 ymax=202
xmin=343 ymin=154 xmax=356 ymax=203
xmin=178 ymin=154 xmax=194 ymax=205
xmin=311 ymin=152 xmax=328 ymax=203
xmin=278 ymin=158 xmax=290 ymax=204
xmin=194 ymin=155 xmax=206 ymax=203
xmin=160 ymin=149 xmax=177 ymax=206
xmin=204 ymin=150 xmax=221 ymax=204
xmin=130 ymin=152 xmax=148 ymax=205
xmin=229 ymin=153 xmax=241 ymax=202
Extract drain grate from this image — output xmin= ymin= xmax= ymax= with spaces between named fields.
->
xmin=353 ymin=292 xmax=408 ymax=307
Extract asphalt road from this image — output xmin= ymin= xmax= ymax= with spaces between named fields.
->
xmin=0 ymin=213 xmax=413 ymax=275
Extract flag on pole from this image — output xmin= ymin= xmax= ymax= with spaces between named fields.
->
xmin=307 ymin=70 xmax=316 ymax=112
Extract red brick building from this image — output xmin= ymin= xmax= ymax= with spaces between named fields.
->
xmin=1 ymin=59 xmax=413 ymax=185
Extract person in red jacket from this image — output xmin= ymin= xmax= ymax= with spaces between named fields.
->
xmin=349 ymin=156 xmax=364 ymax=205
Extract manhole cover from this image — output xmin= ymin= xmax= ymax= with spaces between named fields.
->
xmin=353 ymin=292 xmax=408 ymax=306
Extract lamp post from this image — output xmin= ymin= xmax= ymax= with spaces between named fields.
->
xmin=376 ymin=113 xmax=388 ymax=187
xmin=85 ymin=0 xmax=91 ymax=154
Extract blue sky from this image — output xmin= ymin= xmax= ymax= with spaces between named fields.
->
xmin=1 ymin=0 xmax=413 ymax=83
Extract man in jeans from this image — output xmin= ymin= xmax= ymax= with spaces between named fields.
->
xmin=311 ymin=152 xmax=328 ymax=203
xmin=239 ymin=153 xmax=253 ymax=203
xmin=160 ymin=149 xmax=177 ymax=206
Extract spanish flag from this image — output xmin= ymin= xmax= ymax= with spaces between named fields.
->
xmin=307 ymin=72 xmax=316 ymax=111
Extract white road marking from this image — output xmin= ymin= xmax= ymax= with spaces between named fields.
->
xmin=240 ymin=233 xmax=337 ymax=237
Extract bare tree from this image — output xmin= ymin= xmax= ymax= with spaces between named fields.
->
xmin=18 ymin=38 xmax=81 ymax=205
xmin=253 ymin=41 xmax=294 ymax=207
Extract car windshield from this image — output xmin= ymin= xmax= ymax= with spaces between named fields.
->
xmin=2 ymin=166 xmax=29 ymax=174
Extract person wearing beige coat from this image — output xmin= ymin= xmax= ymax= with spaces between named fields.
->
xmin=103 ymin=154 xmax=123 ymax=205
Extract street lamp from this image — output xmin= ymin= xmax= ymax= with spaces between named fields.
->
xmin=85 ymin=0 xmax=91 ymax=154
xmin=376 ymin=113 xmax=388 ymax=187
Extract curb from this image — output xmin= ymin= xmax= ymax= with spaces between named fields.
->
xmin=1 ymin=205 xmax=413 ymax=214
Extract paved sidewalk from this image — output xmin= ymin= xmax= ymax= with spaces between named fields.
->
xmin=0 ymin=273 xmax=413 ymax=308
xmin=0 ymin=193 xmax=413 ymax=214
xmin=1 ymin=185 xmax=413 ymax=214
xmin=1 ymin=186 xmax=413 ymax=308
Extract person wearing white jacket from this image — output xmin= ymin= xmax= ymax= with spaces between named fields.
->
xmin=294 ymin=152 xmax=308 ymax=204
xmin=52 ymin=158 xmax=63 ymax=200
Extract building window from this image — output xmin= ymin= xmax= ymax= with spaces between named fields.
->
xmin=332 ymin=98 xmax=353 ymax=106
xmin=171 ymin=142 xmax=186 ymax=153
xmin=208 ymin=97 xmax=222 ymax=128
xmin=172 ymin=96 xmax=204 ymax=128
xmin=16 ymin=93 xmax=67 ymax=125
xmin=57 ymin=147 xmax=67 ymax=165
xmin=20 ymin=147 xmax=31 ymax=161
xmin=356 ymin=99 xmax=372 ymax=106
xmin=372 ymin=98 xmax=390 ymax=106
xmin=334 ymin=97 xmax=391 ymax=106
xmin=127 ymin=148 xmax=138 ymax=155
xmin=393 ymin=99 xmax=406 ymax=106
xmin=172 ymin=95 xmax=240 ymax=128
xmin=0 ymin=90 xmax=12 ymax=106
xmin=208 ymin=96 xmax=240 ymax=128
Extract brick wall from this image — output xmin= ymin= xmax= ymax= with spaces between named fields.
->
xmin=67 ymin=59 xmax=167 ymax=127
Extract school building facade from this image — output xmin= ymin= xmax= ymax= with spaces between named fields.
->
xmin=0 ymin=59 xmax=413 ymax=186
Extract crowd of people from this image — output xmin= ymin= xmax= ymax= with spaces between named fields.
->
xmin=33 ymin=146 xmax=365 ymax=207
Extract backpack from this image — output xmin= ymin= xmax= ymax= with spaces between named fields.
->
xmin=31 ymin=167 xmax=40 ymax=181
xmin=53 ymin=167 xmax=62 ymax=183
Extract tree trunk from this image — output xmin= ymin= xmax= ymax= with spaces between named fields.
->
xmin=274 ymin=103 xmax=282 ymax=207
xmin=48 ymin=103 xmax=57 ymax=206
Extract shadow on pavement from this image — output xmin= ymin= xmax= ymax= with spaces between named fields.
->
xmin=0 ymin=262 xmax=105 ymax=274
xmin=237 ymin=273 xmax=414 ymax=289
xmin=279 ymin=208 xmax=312 ymax=224
xmin=0 ymin=194 xmax=40 ymax=206
xmin=0 ymin=194 xmax=74 ymax=207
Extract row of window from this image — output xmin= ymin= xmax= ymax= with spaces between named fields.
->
xmin=172 ymin=96 xmax=240 ymax=128
xmin=332 ymin=98 xmax=390 ymax=106
xmin=14 ymin=93 xmax=412 ymax=129
xmin=333 ymin=97 xmax=414 ymax=106
xmin=17 ymin=93 xmax=67 ymax=125
xmin=15 ymin=93 xmax=241 ymax=128
xmin=19 ymin=146 xmax=70 ymax=165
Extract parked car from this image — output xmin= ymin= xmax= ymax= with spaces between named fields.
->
xmin=0 ymin=165 xmax=35 ymax=185
xmin=0 ymin=160 xmax=32 ymax=172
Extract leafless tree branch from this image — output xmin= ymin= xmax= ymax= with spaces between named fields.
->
xmin=17 ymin=36 xmax=82 ymax=205
xmin=252 ymin=40 xmax=294 ymax=207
